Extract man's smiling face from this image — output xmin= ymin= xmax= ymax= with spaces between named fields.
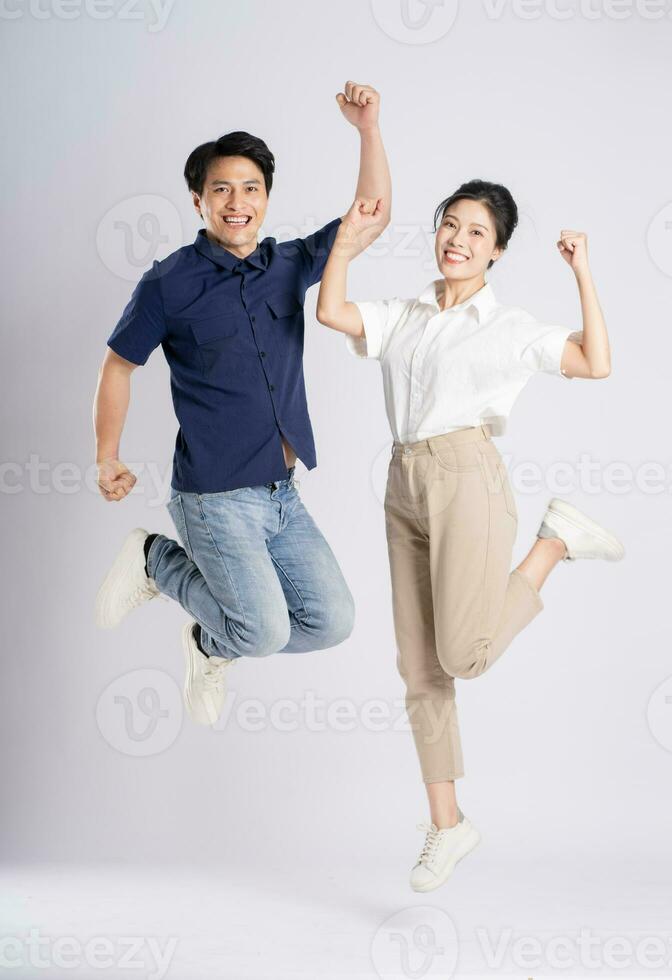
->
xmin=192 ymin=155 xmax=269 ymax=258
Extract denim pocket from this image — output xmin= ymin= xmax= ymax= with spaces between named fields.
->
xmin=198 ymin=487 xmax=251 ymax=500
xmin=166 ymin=492 xmax=194 ymax=561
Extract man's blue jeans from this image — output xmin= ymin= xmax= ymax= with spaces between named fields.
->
xmin=146 ymin=469 xmax=355 ymax=659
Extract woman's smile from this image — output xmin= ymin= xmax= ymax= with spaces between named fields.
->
xmin=442 ymin=248 xmax=469 ymax=265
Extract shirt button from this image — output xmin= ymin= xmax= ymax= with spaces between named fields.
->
xmin=269 ymin=384 xmax=275 ymax=391
xmin=260 ymin=351 xmax=266 ymax=357
xmin=251 ymin=315 xmax=256 ymax=322
xmin=404 ymin=448 xmax=412 ymax=456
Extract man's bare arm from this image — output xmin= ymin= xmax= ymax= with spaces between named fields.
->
xmin=93 ymin=348 xmax=139 ymax=501
xmin=336 ymin=81 xmax=391 ymax=232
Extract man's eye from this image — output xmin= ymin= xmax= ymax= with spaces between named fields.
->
xmin=472 ymin=229 xmax=482 ymax=236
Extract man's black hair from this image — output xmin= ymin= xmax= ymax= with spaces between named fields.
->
xmin=184 ymin=131 xmax=275 ymax=196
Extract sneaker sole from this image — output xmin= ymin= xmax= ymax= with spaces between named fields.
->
xmin=94 ymin=528 xmax=149 ymax=629
xmin=411 ymin=827 xmax=482 ymax=892
xmin=546 ymin=498 xmax=625 ymax=561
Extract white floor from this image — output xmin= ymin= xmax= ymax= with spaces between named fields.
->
xmin=2 ymin=849 xmax=670 ymax=980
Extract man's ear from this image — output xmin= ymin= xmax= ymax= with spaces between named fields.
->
xmin=191 ymin=190 xmax=202 ymax=218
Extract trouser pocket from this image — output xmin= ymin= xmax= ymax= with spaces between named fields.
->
xmin=478 ymin=447 xmax=518 ymax=522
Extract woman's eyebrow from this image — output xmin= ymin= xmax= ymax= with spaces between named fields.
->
xmin=444 ymin=213 xmax=489 ymax=231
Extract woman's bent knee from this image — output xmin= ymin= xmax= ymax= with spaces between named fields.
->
xmin=439 ymin=639 xmax=490 ymax=680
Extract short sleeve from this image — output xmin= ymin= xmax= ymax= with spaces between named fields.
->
xmin=107 ymin=263 xmax=167 ymax=366
xmin=345 ymin=297 xmax=412 ymax=361
xmin=518 ymin=318 xmax=582 ymax=378
xmin=294 ymin=217 xmax=343 ymax=288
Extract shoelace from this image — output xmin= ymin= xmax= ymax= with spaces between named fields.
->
xmin=202 ymin=657 xmax=232 ymax=690
xmin=416 ymin=823 xmax=443 ymax=866
xmin=127 ymin=581 xmax=160 ymax=606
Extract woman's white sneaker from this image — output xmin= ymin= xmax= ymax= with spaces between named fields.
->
xmin=181 ymin=621 xmax=234 ymax=726
xmin=410 ymin=812 xmax=481 ymax=892
xmin=537 ymin=498 xmax=625 ymax=562
xmin=95 ymin=528 xmax=161 ymax=629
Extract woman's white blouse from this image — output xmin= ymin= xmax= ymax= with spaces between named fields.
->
xmin=345 ymin=279 xmax=582 ymax=442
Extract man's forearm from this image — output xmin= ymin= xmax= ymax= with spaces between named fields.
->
xmin=93 ymin=364 xmax=131 ymax=462
xmin=355 ymin=126 xmax=391 ymax=223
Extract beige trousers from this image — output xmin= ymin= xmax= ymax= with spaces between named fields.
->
xmin=384 ymin=425 xmax=544 ymax=783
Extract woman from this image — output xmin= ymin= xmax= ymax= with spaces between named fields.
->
xmin=316 ymin=179 xmax=624 ymax=892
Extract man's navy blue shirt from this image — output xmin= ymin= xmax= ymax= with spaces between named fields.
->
xmin=107 ymin=217 xmax=342 ymax=493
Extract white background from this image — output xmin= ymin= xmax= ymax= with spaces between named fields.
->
xmin=1 ymin=0 xmax=671 ymax=976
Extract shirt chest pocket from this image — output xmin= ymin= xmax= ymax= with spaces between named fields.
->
xmin=189 ymin=313 xmax=241 ymax=376
xmin=265 ymin=292 xmax=304 ymax=357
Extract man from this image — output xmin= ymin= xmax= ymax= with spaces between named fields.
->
xmin=93 ymin=82 xmax=391 ymax=726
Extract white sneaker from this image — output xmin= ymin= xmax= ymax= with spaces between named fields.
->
xmin=181 ymin=621 xmax=234 ymax=726
xmin=410 ymin=812 xmax=481 ymax=892
xmin=95 ymin=528 xmax=161 ymax=629
xmin=538 ymin=498 xmax=625 ymax=562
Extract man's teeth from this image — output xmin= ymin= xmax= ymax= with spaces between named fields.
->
xmin=224 ymin=216 xmax=250 ymax=224
xmin=445 ymin=251 xmax=467 ymax=262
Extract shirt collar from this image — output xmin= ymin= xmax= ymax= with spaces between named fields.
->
xmin=193 ymin=228 xmax=270 ymax=272
xmin=418 ymin=279 xmax=497 ymax=322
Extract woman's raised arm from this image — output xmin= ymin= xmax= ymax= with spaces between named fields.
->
xmin=557 ymin=230 xmax=612 ymax=380
xmin=316 ymin=197 xmax=386 ymax=337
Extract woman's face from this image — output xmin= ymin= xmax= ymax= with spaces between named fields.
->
xmin=434 ymin=197 xmax=502 ymax=282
